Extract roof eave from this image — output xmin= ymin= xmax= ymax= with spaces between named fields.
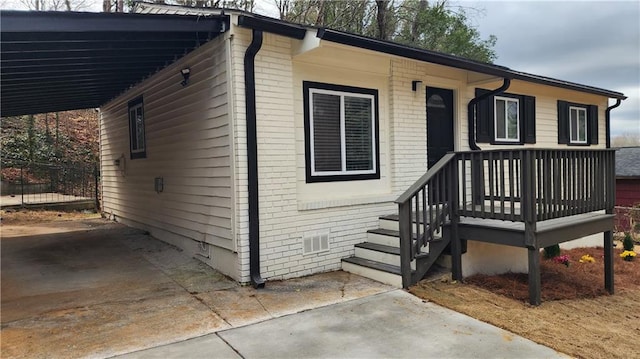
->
xmin=237 ymin=14 xmax=306 ymax=40
xmin=316 ymin=28 xmax=627 ymax=100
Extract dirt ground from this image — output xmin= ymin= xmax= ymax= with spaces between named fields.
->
xmin=410 ymin=245 xmax=640 ymax=359
xmin=0 ymin=209 xmax=101 ymax=225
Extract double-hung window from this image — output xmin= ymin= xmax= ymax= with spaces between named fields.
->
xmin=474 ymin=88 xmax=536 ymax=144
xmin=494 ymin=96 xmax=520 ymax=142
xmin=304 ymin=81 xmax=379 ymax=182
xmin=557 ymin=100 xmax=598 ymax=145
xmin=128 ymin=96 xmax=146 ymax=159
xmin=569 ymin=106 xmax=587 ymax=144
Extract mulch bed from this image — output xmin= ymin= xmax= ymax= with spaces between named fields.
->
xmin=465 ymin=246 xmax=640 ymax=301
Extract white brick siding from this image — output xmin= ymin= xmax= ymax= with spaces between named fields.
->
xmin=232 ymin=29 xmax=611 ymax=281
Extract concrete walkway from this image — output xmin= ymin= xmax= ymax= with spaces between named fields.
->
xmin=117 ymin=290 xmax=565 ymax=359
xmin=1 ymin=218 xmax=565 ymax=359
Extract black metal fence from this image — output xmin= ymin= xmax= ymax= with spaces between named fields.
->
xmin=1 ymin=159 xmax=99 ymax=209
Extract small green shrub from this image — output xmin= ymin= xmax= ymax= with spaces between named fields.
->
xmin=543 ymin=244 xmax=561 ymax=259
xmin=623 ymin=233 xmax=635 ymax=251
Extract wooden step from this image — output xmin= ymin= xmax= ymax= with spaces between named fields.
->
xmin=354 ymin=242 xmax=407 ymax=268
xmin=367 ymin=228 xmax=443 ymax=248
xmin=341 ymin=257 xmax=402 ymax=288
xmin=379 ymin=215 xmax=400 ymax=231
xmin=355 ymin=242 xmax=400 ymax=255
xmin=366 ymin=228 xmax=400 ymax=246
xmin=378 ymin=214 xmax=447 ymax=235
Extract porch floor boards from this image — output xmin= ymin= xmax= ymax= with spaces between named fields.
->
xmin=459 ymin=211 xmax=608 ymax=231
xmin=457 ymin=211 xmax=614 ymax=248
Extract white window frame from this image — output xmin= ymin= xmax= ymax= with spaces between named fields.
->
xmin=308 ymin=88 xmax=377 ymax=177
xmin=569 ymin=106 xmax=588 ymax=144
xmin=128 ymin=99 xmax=146 ymax=157
xmin=494 ymin=96 xmax=520 ymax=142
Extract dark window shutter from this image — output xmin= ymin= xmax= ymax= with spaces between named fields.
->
xmin=523 ymin=95 xmax=536 ymax=144
xmin=557 ymin=100 xmax=569 ymax=144
xmin=475 ymin=88 xmax=492 ymax=143
xmin=588 ymin=105 xmax=598 ymax=145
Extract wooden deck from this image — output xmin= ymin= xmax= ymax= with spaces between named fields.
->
xmin=458 ymin=211 xmax=615 ymax=249
xmin=395 ymin=149 xmax=616 ymax=305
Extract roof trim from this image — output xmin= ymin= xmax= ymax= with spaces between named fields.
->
xmin=0 ymin=10 xmax=226 ymax=33
xmin=314 ymin=28 xmax=626 ymax=100
xmin=237 ymin=14 xmax=306 ymax=40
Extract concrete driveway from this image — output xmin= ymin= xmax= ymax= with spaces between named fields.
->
xmin=0 ymin=218 xmax=391 ymax=358
xmin=1 ymin=218 xmax=564 ymax=358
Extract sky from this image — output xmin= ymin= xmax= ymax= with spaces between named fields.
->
xmin=2 ymin=0 xmax=638 ymax=138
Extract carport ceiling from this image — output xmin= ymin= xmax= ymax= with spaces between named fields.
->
xmin=0 ymin=10 xmax=229 ymax=117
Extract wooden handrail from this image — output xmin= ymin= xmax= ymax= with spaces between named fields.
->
xmin=397 ymin=152 xmax=459 ymax=288
xmin=395 ymin=152 xmax=457 ymax=204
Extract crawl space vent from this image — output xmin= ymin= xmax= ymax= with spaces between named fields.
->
xmin=303 ymin=233 xmax=330 ymax=255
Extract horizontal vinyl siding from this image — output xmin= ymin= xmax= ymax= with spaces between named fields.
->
xmin=100 ymin=37 xmax=234 ymax=251
xmin=616 ymin=179 xmax=640 ymax=207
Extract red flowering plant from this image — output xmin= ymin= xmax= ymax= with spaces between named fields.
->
xmin=553 ymin=254 xmax=570 ymax=267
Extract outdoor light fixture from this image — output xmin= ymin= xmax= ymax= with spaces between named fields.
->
xmin=411 ymin=80 xmax=422 ymax=92
xmin=154 ymin=177 xmax=164 ymax=193
xmin=180 ymin=68 xmax=190 ymax=86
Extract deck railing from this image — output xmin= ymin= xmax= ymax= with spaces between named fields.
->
xmin=458 ymin=148 xmax=616 ymax=222
xmin=395 ymin=148 xmax=616 ymax=287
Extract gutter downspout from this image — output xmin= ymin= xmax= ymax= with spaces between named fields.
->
xmin=467 ymin=78 xmax=511 ymax=151
xmin=244 ymin=29 xmax=265 ymax=288
xmin=605 ymin=98 xmax=622 ymax=148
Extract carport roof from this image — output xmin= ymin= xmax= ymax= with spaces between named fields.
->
xmin=0 ymin=10 xmax=229 ymax=117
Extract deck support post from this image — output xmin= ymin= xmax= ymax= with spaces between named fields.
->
xmin=604 ymin=230 xmax=614 ymax=294
xmin=449 ymin=158 xmax=462 ymax=281
xmin=522 ymin=150 xmax=540 ymax=305
xmin=604 ymin=150 xmax=615 ymax=294
xmin=398 ymin=201 xmax=413 ymax=288
xmin=527 ymin=245 xmax=541 ymax=306
xmin=450 ymin=222 xmax=462 ymax=281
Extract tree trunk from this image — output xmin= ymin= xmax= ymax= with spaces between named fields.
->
xmin=376 ymin=0 xmax=389 ymax=40
xmin=27 ymin=114 xmax=35 ymax=162
xmin=55 ymin=112 xmax=60 ymax=150
xmin=45 ymin=113 xmax=50 ymax=142
xmin=411 ymin=0 xmax=429 ymax=43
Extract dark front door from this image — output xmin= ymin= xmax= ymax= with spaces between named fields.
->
xmin=426 ymin=87 xmax=454 ymax=168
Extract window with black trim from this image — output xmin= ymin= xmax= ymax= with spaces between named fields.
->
xmin=128 ymin=96 xmax=146 ymax=159
xmin=557 ymin=101 xmax=598 ymax=145
xmin=475 ymin=89 xmax=536 ymax=145
xmin=494 ymin=96 xmax=520 ymax=142
xmin=303 ymin=81 xmax=380 ymax=183
xmin=569 ymin=106 xmax=587 ymax=144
